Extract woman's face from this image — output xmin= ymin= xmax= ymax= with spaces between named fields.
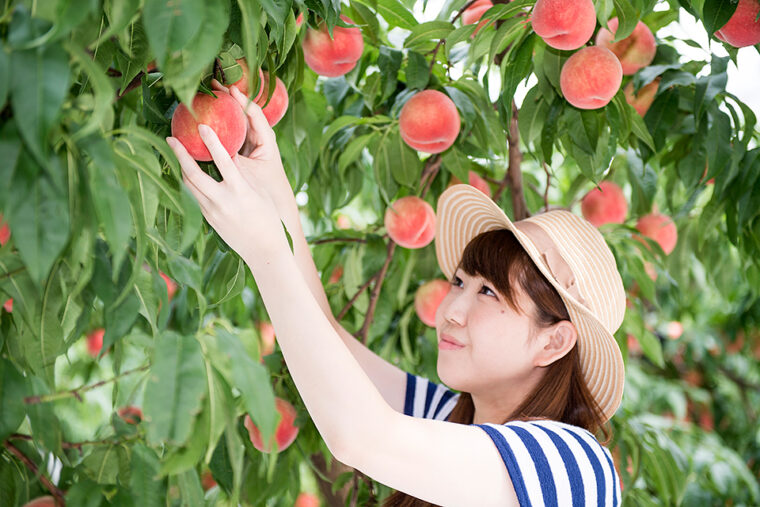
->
xmin=435 ymin=268 xmax=545 ymax=397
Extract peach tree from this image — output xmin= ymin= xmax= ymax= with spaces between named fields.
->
xmin=0 ymin=0 xmax=759 ymax=505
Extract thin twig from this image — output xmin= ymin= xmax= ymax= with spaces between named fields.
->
xmin=310 ymin=237 xmax=368 ymax=245
xmin=24 ymin=364 xmax=150 ymax=404
xmin=115 ymin=72 xmax=144 ymax=101
xmin=3 ymin=441 xmax=66 ymax=506
xmin=337 ymin=275 xmax=377 ymax=321
xmin=542 ymin=162 xmax=551 ymax=212
xmin=494 ymin=101 xmax=528 ymax=219
xmin=420 ymin=155 xmax=443 ymax=198
xmin=355 ymin=241 xmax=396 ymax=345
xmin=428 ymin=0 xmax=479 ymax=73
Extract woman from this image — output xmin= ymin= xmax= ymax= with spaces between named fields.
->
xmin=166 ymin=85 xmax=624 ymax=506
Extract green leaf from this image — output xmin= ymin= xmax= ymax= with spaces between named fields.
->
xmin=92 ymin=0 xmax=142 ymax=48
xmin=338 ymin=133 xmax=375 ymax=175
xmin=68 ymin=44 xmax=114 ymax=139
xmin=130 ymin=444 xmax=165 ymax=507
xmin=644 ymin=88 xmax=679 ymax=152
xmin=702 ymin=0 xmax=738 ymax=38
xmin=0 ymin=358 xmax=27 ymax=441
xmin=374 ymin=0 xmax=418 ymax=30
xmin=374 ymin=129 xmax=422 ymax=188
xmin=378 ymin=46 xmax=403 ymax=101
xmin=235 ymin=0 xmax=263 ymax=102
xmin=403 ymin=21 xmax=455 ymax=49
xmin=611 ymin=0 xmax=639 ymax=41
xmin=142 ymin=0 xmax=204 ymax=67
xmin=500 ymin=34 xmax=535 ymax=113
xmin=103 ymin=291 xmax=140 ymax=353
xmin=144 ymin=331 xmax=207 ymax=446
xmin=83 ymin=444 xmax=130 ymax=484
xmin=0 ymin=42 xmax=8 ymax=110
xmin=441 ymin=147 xmax=471 ymax=183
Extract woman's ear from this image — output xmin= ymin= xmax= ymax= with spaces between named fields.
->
xmin=533 ymin=320 xmax=577 ymax=367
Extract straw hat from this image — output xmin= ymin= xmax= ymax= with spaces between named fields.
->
xmin=435 ymin=185 xmax=626 ymax=423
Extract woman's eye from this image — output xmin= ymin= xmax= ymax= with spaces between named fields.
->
xmin=480 ymin=285 xmax=496 ymax=297
xmin=451 ymin=276 xmax=463 ymax=287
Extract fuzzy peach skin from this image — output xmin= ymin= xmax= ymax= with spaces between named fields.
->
xmin=448 ymin=171 xmax=492 ymax=197
xmin=581 ymin=181 xmax=628 ymax=227
xmin=384 ymin=196 xmax=436 ymax=249
xmin=22 ymin=497 xmax=56 ymax=507
xmin=294 ymin=492 xmax=320 ymax=507
xmin=595 ymin=19 xmax=657 ymax=75
xmin=244 ymin=397 xmax=299 ymax=453
xmin=635 ymin=212 xmax=678 ymax=255
xmin=715 ymin=0 xmax=760 ymax=47
xmin=303 ymin=15 xmax=364 ymax=77
xmin=258 ymin=321 xmax=276 ymax=357
xmin=229 ymin=59 xmax=267 ymax=104
xmin=399 ymin=90 xmax=461 ymax=153
xmin=560 ymin=46 xmax=623 ymax=109
xmin=414 ymin=279 xmax=451 ymax=327
xmin=170 ymin=92 xmax=247 ymax=161
xmin=255 ymin=73 xmax=289 ymax=127
xmin=530 ymin=0 xmax=597 ymax=50
xmin=461 ymin=0 xmax=493 ymax=35
xmin=87 ymin=328 xmax=105 ymax=357
xmin=624 ymin=78 xmax=660 ymax=116
xmin=0 ymin=214 xmax=9 ymax=245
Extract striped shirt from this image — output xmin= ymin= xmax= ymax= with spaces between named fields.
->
xmin=404 ymin=373 xmax=622 ymax=507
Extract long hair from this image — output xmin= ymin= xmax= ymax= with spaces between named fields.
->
xmin=383 ymin=229 xmax=611 ymax=507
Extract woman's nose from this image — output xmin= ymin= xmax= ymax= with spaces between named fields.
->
xmin=440 ymin=290 xmax=468 ymax=327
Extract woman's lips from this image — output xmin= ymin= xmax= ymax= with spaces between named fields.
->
xmin=439 ymin=333 xmax=465 ymax=350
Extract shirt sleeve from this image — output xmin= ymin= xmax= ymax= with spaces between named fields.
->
xmin=474 ymin=419 xmax=621 ymax=507
xmin=403 ymin=372 xmax=460 ymax=421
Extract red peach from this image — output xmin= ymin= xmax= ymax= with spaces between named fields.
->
xmin=296 ymin=13 xmax=304 ymax=29
xmin=244 ymin=397 xmax=299 ymax=453
xmin=255 ymin=72 xmax=289 ymax=127
xmin=159 ymin=271 xmax=177 ymax=302
xmin=624 ymin=78 xmax=660 ymax=116
xmin=170 ymin=92 xmax=247 ymax=162
xmin=87 ymin=328 xmax=105 ymax=358
xmin=384 ymin=196 xmax=436 ymax=249
xmin=328 ymin=265 xmax=343 ymax=284
xmin=580 ymin=181 xmax=628 ymax=227
xmin=560 ymin=47 xmax=623 ymax=110
xmin=303 ymin=15 xmax=364 ymax=77
xmin=0 ymin=214 xmax=9 ymax=246
xmin=3 ymin=298 xmax=11 ymax=313
xmin=627 ymin=334 xmax=641 ymax=356
xmin=22 ymin=497 xmax=56 ymax=507
xmin=201 ymin=470 xmax=217 ymax=491
xmin=461 ymin=0 xmax=493 ymax=36
xmin=336 ymin=214 xmax=351 ymax=229
xmin=448 ymin=171 xmax=492 ymax=197
xmin=399 ymin=90 xmax=461 ymax=153
xmin=118 ymin=406 xmax=143 ymax=424
xmin=635 ymin=213 xmax=677 ymax=255
xmin=666 ymin=321 xmax=683 ymax=340
xmin=414 ymin=280 xmax=451 ymax=327
xmin=531 ymin=0 xmax=597 ymax=50
xmin=294 ymin=492 xmax=320 ymax=507
xmin=595 ymin=19 xmax=657 ymax=75
xmin=258 ymin=321 xmax=276 ymax=357
xmin=715 ymin=0 xmax=760 ymax=48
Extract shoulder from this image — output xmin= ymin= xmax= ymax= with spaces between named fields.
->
xmin=474 ymin=419 xmax=621 ymax=507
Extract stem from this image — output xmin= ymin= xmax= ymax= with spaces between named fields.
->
xmin=542 ymin=162 xmax=551 ymax=212
xmin=493 ymin=101 xmax=528 ymax=219
xmin=355 ymin=241 xmax=396 ymax=345
xmin=3 ymin=441 xmax=66 ymax=506
xmin=337 ymin=275 xmax=377 ymax=321
xmin=419 ymin=154 xmax=442 ymax=199
xmin=310 ymin=237 xmax=368 ymax=246
xmin=24 ymin=364 xmax=150 ymax=404
xmin=428 ymin=0 xmax=479 ymax=74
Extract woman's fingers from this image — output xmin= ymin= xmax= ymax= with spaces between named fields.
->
xmin=166 ymin=137 xmax=218 ymax=204
xmin=197 ymin=125 xmax=245 ymax=187
xmin=211 ymin=78 xmax=230 ymax=94
xmin=230 ymin=87 xmax=274 ymax=148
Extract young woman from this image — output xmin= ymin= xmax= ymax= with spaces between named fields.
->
xmin=166 ymin=86 xmax=625 ymax=506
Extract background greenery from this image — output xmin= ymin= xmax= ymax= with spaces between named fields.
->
xmin=0 ymin=0 xmax=759 ymax=505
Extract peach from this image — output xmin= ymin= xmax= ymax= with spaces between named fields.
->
xmin=715 ymin=0 xmax=760 ymax=47
xmin=595 ymin=19 xmax=656 ymax=75
xmin=244 ymin=397 xmax=299 ymax=453
xmin=229 ymin=60 xmax=267 ymax=102
xmin=22 ymin=497 xmax=55 ymax=507
xmin=118 ymin=406 xmax=143 ymax=424
xmin=560 ymin=46 xmax=622 ymax=109
xmin=87 ymin=328 xmax=105 ymax=357
xmin=384 ymin=196 xmax=436 ymax=249
xmin=170 ymin=91 xmax=247 ymax=162
xmin=328 ymin=265 xmax=343 ymax=284
xmin=201 ymin=469 xmax=217 ymax=491
xmin=624 ymin=78 xmax=660 ymax=116
xmin=296 ymin=12 xmax=304 ymax=29
xmin=303 ymin=15 xmax=364 ymax=77
xmin=666 ymin=321 xmax=683 ymax=340
xmin=635 ymin=213 xmax=677 ymax=255
xmin=449 ymin=171 xmax=491 ymax=197
xmin=461 ymin=0 xmax=493 ymax=36
xmin=159 ymin=271 xmax=177 ymax=301
xmin=531 ymin=0 xmax=596 ymax=50
xmin=399 ymin=90 xmax=461 ymax=153
xmin=414 ymin=280 xmax=451 ymax=327
xmin=3 ymin=298 xmax=12 ymax=312
xmin=258 ymin=321 xmax=276 ymax=357
xmin=294 ymin=492 xmax=320 ymax=507
xmin=255 ymin=72 xmax=289 ymax=127
xmin=580 ymin=181 xmax=627 ymax=227
xmin=336 ymin=214 xmax=351 ymax=229
xmin=0 ymin=214 xmax=9 ymax=245
xmin=627 ymin=334 xmax=641 ymax=356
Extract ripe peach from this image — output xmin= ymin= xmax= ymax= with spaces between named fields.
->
xmin=624 ymin=78 xmax=660 ymax=116
xmin=87 ymin=328 xmax=105 ymax=357
xmin=580 ymin=181 xmax=628 ymax=227
xmin=201 ymin=469 xmax=217 ymax=491
xmin=118 ymin=406 xmax=143 ymax=424
xmin=384 ymin=196 xmax=436 ymax=249
xmin=22 ymin=497 xmax=55 ymax=507
xmin=0 ymin=214 xmax=9 ymax=245
xmin=560 ymin=47 xmax=622 ymax=109
xmin=595 ymin=19 xmax=657 ymax=75
xmin=159 ymin=271 xmax=177 ymax=301
xmin=258 ymin=321 xmax=276 ymax=358
xmin=3 ymin=298 xmax=12 ymax=312
xmin=170 ymin=91 xmax=247 ymax=162
xmin=715 ymin=0 xmax=760 ymax=47
xmin=666 ymin=321 xmax=683 ymax=340
xmin=296 ymin=13 xmax=304 ymax=29
xmin=303 ymin=15 xmax=364 ymax=77
xmin=336 ymin=214 xmax=351 ymax=229
xmin=294 ymin=492 xmax=320 ymax=507
xmin=627 ymin=334 xmax=641 ymax=356
xmin=255 ymin=72 xmax=289 ymax=127
xmin=415 ymin=280 xmax=451 ymax=327
xmin=399 ymin=90 xmax=461 ymax=153
xmin=244 ymin=397 xmax=299 ymax=453
xmin=328 ymin=265 xmax=343 ymax=284
xmin=635 ymin=213 xmax=677 ymax=255
xmin=461 ymin=0 xmax=493 ymax=36
xmin=449 ymin=171 xmax=491 ymax=197
xmin=531 ymin=0 xmax=596 ymax=50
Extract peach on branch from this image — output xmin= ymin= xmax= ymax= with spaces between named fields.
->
xmin=3 ymin=298 xmax=12 ymax=312
xmin=0 ymin=214 xmax=9 ymax=245
xmin=201 ymin=469 xmax=217 ymax=491
xmin=666 ymin=321 xmax=684 ymax=340
xmin=595 ymin=19 xmax=657 ymax=75
xmin=257 ymin=321 xmax=276 ymax=358
xmin=580 ymin=181 xmax=628 ymax=227
xmin=449 ymin=171 xmax=492 ymax=197
xmin=624 ymin=78 xmax=660 ymax=116
xmin=302 ymin=15 xmax=364 ymax=77
xmin=715 ymin=0 xmax=760 ymax=48
xmin=635 ymin=212 xmax=677 ymax=255
xmin=22 ymin=497 xmax=56 ymax=507
xmin=328 ymin=265 xmax=344 ymax=284
xmin=461 ymin=0 xmax=493 ymax=36
xmin=159 ymin=271 xmax=177 ymax=302
xmin=399 ymin=90 xmax=461 ymax=153
xmin=118 ymin=406 xmax=143 ymax=424
xmin=244 ymin=397 xmax=300 ymax=453
xmin=560 ymin=46 xmax=622 ymax=109
xmin=415 ymin=280 xmax=451 ymax=327
xmin=87 ymin=328 xmax=105 ymax=357
xmin=255 ymin=72 xmax=289 ymax=127
xmin=170 ymin=91 xmax=247 ymax=162
xmin=294 ymin=492 xmax=320 ymax=507
xmin=384 ymin=196 xmax=436 ymax=249
xmin=530 ymin=0 xmax=596 ymax=50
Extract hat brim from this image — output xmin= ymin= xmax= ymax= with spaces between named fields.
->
xmin=435 ymin=184 xmax=624 ymax=423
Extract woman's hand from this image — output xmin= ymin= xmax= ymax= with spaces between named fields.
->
xmin=166 ymin=122 xmax=290 ymax=263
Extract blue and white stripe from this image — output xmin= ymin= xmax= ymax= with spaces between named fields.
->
xmin=403 ymin=372 xmax=460 ymax=421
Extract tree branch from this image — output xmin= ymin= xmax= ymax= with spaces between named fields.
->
xmin=3 ymin=441 xmax=66 ymax=506
xmin=428 ymin=0 xmax=479 ymax=73
xmin=355 ymin=241 xmax=396 ymax=345
xmin=493 ymin=101 xmax=528 ymax=219
xmin=310 ymin=237 xmax=367 ymax=246
xmin=542 ymin=161 xmax=551 ymax=212
xmin=420 ymin=154 xmax=442 ymax=199
xmin=115 ymin=72 xmax=144 ymax=101
xmin=24 ymin=364 xmax=150 ymax=404
xmin=337 ymin=275 xmax=377 ymax=321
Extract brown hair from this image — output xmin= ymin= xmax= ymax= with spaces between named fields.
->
xmin=383 ymin=229 xmax=610 ymax=507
